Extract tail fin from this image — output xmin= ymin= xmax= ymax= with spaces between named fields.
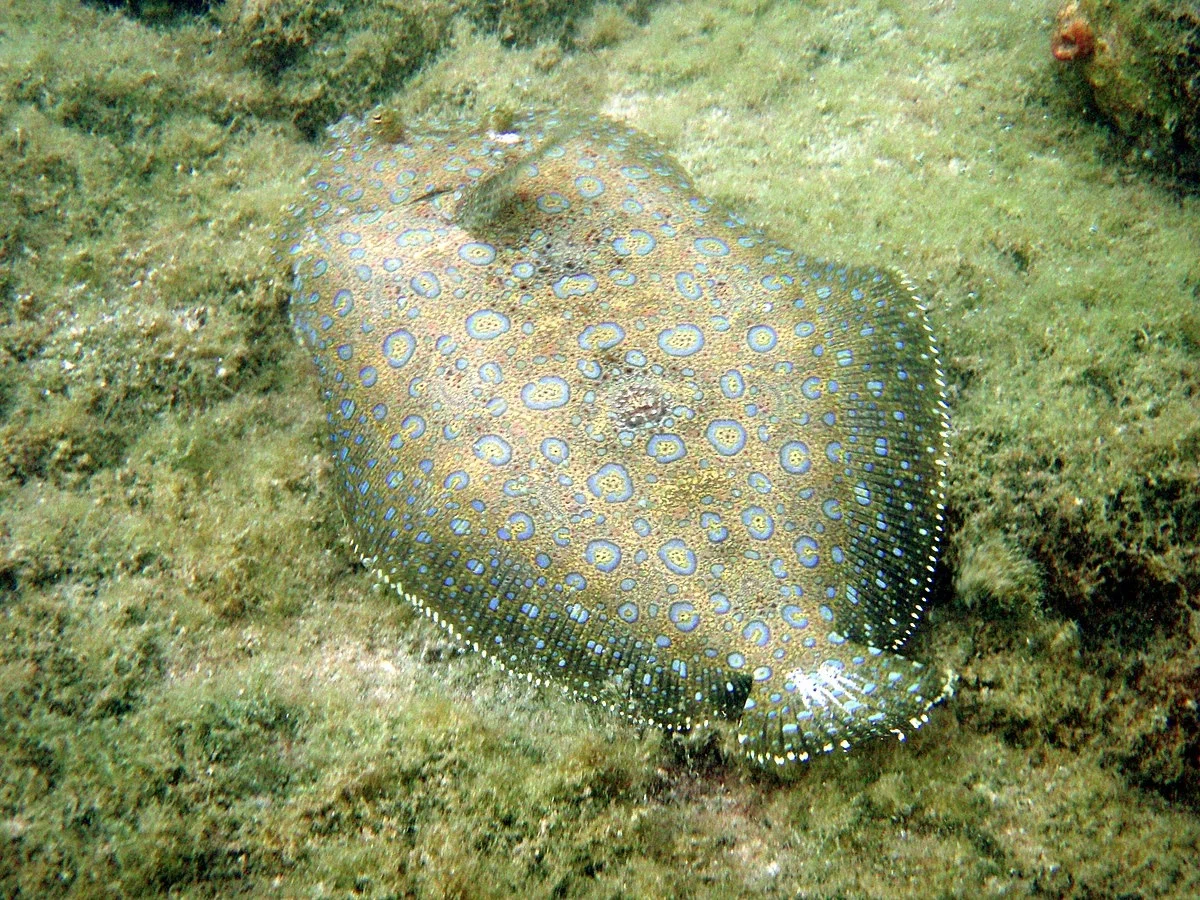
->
xmin=735 ymin=640 xmax=955 ymax=765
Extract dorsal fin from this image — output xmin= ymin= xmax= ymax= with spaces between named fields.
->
xmin=453 ymin=114 xmax=591 ymax=233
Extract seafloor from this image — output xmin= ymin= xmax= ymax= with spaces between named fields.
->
xmin=2 ymin=0 xmax=1198 ymax=896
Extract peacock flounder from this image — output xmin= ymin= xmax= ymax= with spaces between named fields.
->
xmin=281 ymin=110 xmax=953 ymax=764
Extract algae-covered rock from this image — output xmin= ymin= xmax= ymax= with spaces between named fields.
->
xmin=1052 ymin=0 xmax=1200 ymax=179
xmin=86 ymin=0 xmax=214 ymax=22
xmin=216 ymin=0 xmax=457 ymax=138
xmin=89 ymin=0 xmax=644 ymax=137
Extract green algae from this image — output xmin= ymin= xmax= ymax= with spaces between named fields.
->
xmin=2 ymin=0 xmax=1200 ymax=896
xmin=1054 ymin=0 xmax=1200 ymax=180
xmin=216 ymin=0 xmax=457 ymax=138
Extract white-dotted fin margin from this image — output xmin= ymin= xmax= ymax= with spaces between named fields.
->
xmin=889 ymin=273 xmax=952 ymax=655
xmin=360 ymin=548 xmax=718 ymax=736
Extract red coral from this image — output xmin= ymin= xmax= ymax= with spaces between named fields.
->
xmin=1052 ymin=1 xmax=1095 ymax=62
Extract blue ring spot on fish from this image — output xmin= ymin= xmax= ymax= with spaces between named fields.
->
xmin=706 ymin=419 xmax=747 ymax=456
xmin=741 ymin=506 xmax=774 ymax=540
xmin=410 ymin=272 xmax=441 ymax=298
xmin=794 ymin=536 xmax=820 ymax=568
xmin=747 ymin=324 xmax=778 ymax=352
xmin=458 ymin=241 xmax=497 ymax=265
xmin=521 ymin=376 xmax=571 ymax=411
xmin=668 ymin=601 xmax=700 ymax=632
xmin=657 ymin=324 xmax=705 ymax=357
xmin=575 ymin=175 xmax=605 ymax=198
xmin=578 ymin=322 xmax=625 ymax=351
xmin=507 ymin=512 xmax=535 ymax=541
xmin=674 ymin=272 xmax=703 ymax=300
xmin=382 ymin=329 xmax=416 ymax=368
xmin=587 ymin=463 xmax=634 ymax=503
xmin=540 ymin=437 xmax=570 ymax=464
xmin=584 ymin=539 xmax=621 ymax=573
xmin=694 ymin=236 xmax=730 ymax=257
xmin=473 ymin=434 xmax=513 ymax=466
xmin=612 ymin=228 xmax=656 ymax=257
xmin=658 ymin=539 xmax=697 ymax=576
xmin=332 ymin=288 xmax=354 ymax=316
xmin=719 ymin=369 xmax=745 ymax=399
xmin=646 ymin=434 xmax=686 ymax=464
xmin=779 ymin=441 xmax=812 ymax=475
xmin=553 ymin=273 xmax=598 ymax=298
xmin=465 ymin=309 xmax=511 ymax=340
xmin=536 ymin=191 xmax=570 ymax=213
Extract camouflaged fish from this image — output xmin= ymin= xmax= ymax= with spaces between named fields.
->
xmin=281 ymin=110 xmax=953 ymax=764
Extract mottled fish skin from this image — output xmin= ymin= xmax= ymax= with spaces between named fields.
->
xmin=281 ymin=111 xmax=952 ymax=765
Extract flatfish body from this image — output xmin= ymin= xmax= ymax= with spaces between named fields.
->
xmin=281 ymin=111 xmax=952 ymax=764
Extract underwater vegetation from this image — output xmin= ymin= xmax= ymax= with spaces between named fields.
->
xmin=89 ymin=0 xmax=652 ymax=137
xmin=1052 ymin=0 xmax=1200 ymax=179
xmin=1 ymin=0 xmax=1199 ymax=895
